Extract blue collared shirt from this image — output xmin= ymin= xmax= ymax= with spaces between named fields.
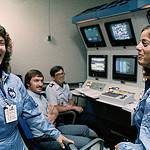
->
xmin=118 ymin=88 xmax=150 ymax=150
xmin=0 ymin=72 xmax=61 ymax=150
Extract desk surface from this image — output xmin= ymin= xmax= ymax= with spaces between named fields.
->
xmin=77 ymin=95 xmax=137 ymax=141
xmin=72 ymin=87 xmax=138 ymax=142
xmin=72 ymin=89 xmax=138 ymax=113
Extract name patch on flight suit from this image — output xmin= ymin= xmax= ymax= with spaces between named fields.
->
xmin=7 ymin=88 xmax=16 ymax=98
xmin=4 ymin=104 xmax=17 ymax=123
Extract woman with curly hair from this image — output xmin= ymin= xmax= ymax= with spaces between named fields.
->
xmin=0 ymin=25 xmax=74 ymax=150
xmin=116 ymin=25 xmax=150 ymax=150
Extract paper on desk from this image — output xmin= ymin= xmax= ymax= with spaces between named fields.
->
xmin=122 ymin=101 xmax=139 ymax=112
xmin=83 ymin=90 xmax=100 ymax=99
xmin=71 ymin=89 xmax=81 ymax=96
xmin=74 ymin=88 xmax=101 ymax=99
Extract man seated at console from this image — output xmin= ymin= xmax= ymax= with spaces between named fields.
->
xmin=46 ymin=65 xmax=83 ymax=114
xmin=25 ymin=69 xmax=98 ymax=149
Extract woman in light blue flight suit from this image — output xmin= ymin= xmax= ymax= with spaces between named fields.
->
xmin=116 ymin=25 xmax=150 ymax=150
xmin=0 ymin=25 xmax=73 ymax=150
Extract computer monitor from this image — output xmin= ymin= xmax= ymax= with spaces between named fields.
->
xmin=88 ymin=55 xmax=107 ymax=78
xmin=112 ymin=55 xmax=137 ymax=82
xmin=80 ymin=24 xmax=106 ymax=48
xmin=104 ymin=19 xmax=137 ymax=46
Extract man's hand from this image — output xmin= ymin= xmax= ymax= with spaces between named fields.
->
xmin=57 ymin=134 xmax=74 ymax=149
xmin=72 ymin=106 xmax=83 ymax=113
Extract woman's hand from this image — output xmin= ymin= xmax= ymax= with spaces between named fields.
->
xmin=57 ymin=134 xmax=74 ymax=149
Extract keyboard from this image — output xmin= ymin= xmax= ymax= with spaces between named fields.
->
xmin=75 ymin=87 xmax=101 ymax=99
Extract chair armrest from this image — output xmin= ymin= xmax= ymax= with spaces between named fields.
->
xmin=80 ymin=138 xmax=104 ymax=150
xmin=59 ymin=110 xmax=76 ymax=124
xmin=68 ymin=144 xmax=78 ymax=150
xmin=69 ymin=138 xmax=104 ymax=150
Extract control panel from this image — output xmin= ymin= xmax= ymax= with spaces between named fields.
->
xmin=73 ymin=79 xmax=144 ymax=107
xmin=100 ymin=89 xmax=135 ymax=106
xmin=74 ymin=80 xmax=106 ymax=99
xmin=82 ymin=80 xmax=106 ymax=91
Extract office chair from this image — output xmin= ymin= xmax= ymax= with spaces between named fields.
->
xmin=41 ymin=90 xmax=77 ymax=125
xmin=19 ymin=117 xmax=64 ymax=150
xmin=18 ymin=117 xmax=104 ymax=150
xmin=68 ymin=138 xmax=104 ymax=150
xmin=18 ymin=117 xmax=40 ymax=150
xmin=18 ymin=117 xmax=75 ymax=150
xmin=57 ymin=110 xmax=77 ymax=125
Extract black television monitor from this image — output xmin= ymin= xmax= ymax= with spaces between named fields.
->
xmin=88 ymin=55 xmax=107 ymax=78
xmin=112 ymin=55 xmax=137 ymax=82
xmin=80 ymin=24 xmax=106 ymax=48
xmin=104 ymin=19 xmax=137 ymax=46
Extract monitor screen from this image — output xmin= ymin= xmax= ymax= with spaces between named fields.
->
xmin=89 ymin=55 xmax=107 ymax=78
xmin=80 ymin=24 xmax=106 ymax=48
xmin=113 ymin=55 xmax=137 ymax=82
xmin=105 ymin=19 xmax=137 ymax=46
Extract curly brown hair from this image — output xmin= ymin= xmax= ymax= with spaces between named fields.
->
xmin=0 ymin=25 xmax=12 ymax=72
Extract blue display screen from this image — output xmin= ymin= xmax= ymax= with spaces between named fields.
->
xmin=110 ymin=22 xmax=132 ymax=40
xmin=89 ymin=55 xmax=107 ymax=78
xmin=113 ymin=55 xmax=137 ymax=82
xmin=84 ymin=27 xmax=102 ymax=42
xmin=115 ymin=58 xmax=135 ymax=75
xmin=80 ymin=24 xmax=106 ymax=47
xmin=105 ymin=19 xmax=137 ymax=46
xmin=91 ymin=57 xmax=105 ymax=72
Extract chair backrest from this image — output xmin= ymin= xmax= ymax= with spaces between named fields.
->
xmin=41 ymin=90 xmax=77 ymax=125
xmin=18 ymin=117 xmax=40 ymax=150
xmin=18 ymin=117 xmax=69 ymax=150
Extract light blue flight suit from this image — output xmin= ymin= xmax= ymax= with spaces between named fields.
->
xmin=0 ymin=72 xmax=61 ymax=150
xmin=118 ymin=88 xmax=150 ymax=150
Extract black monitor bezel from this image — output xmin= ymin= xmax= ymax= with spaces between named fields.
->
xmin=88 ymin=55 xmax=107 ymax=78
xmin=147 ymin=10 xmax=150 ymax=24
xmin=104 ymin=18 xmax=137 ymax=46
xmin=80 ymin=24 xmax=106 ymax=48
xmin=112 ymin=55 xmax=137 ymax=82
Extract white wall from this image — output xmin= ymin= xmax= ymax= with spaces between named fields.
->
xmin=0 ymin=0 xmax=112 ymax=82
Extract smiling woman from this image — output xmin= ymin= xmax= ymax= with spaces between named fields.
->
xmin=116 ymin=25 xmax=150 ymax=150
xmin=0 ymin=25 xmax=74 ymax=150
xmin=136 ymin=26 xmax=150 ymax=68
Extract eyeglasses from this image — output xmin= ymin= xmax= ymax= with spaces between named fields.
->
xmin=55 ymin=72 xmax=65 ymax=77
xmin=138 ymin=39 xmax=150 ymax=47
